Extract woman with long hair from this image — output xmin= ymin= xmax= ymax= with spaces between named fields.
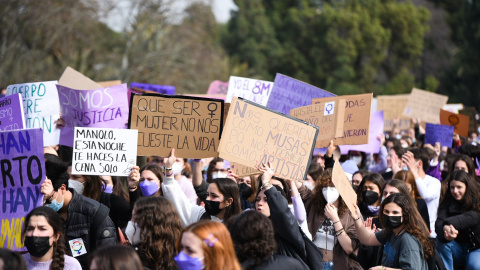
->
xmin=440 ymin=154 xmax=477 ymax=201
xmin=436 ymin=170 xmax=480 ymax=270
xmin=175 ymin=220 xmax=241 ymax=270
xmin=352 ymin=193 xmax=433 ymax=269
xmin=126 ymin=196 xmax=183 ymax=270
xmin=89 ymin=245 xmax=143 ymax=270
xmin=22 ymin=206 xmax=81 ymax=270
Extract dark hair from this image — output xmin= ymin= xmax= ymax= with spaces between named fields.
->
xmin=88 ymin=245 xmax=143 ymax=270
xmin=393 ymin=170 xmax=422 ymax=205
xmin=441 ymin=154 xmax=477 ymax=202
xmin=408 ymin=148 xmax=429 ymax=173
xmin=211 ymin=178 xmax=242 ymax=221
xmin=133 ymin=196 xmax=183 ymax=270
xmin=246 ymin=175 xmax=258 ymax=203
xmin=44 ymin=154 xmax=69 ymax=190
xmin=23 ymin=206 xmax=66 ymax=270
xmin=140 ymin=163 xmax=164 ymax=196
xmin=182 ymin=158 xmax=192 ymax=178
xmin=111 ymin=176 xmax=129 ymax=203
xmin=311 ymin=169 xmax=348 ymax=217
xmin=352 ymin=170 xmax=370 ymax=182
xmin=391 ymin=145 xmax=407 ymax=159
xmin=458 ymin=143 xmax=480 ymax=160
xmin=348 ymin=150 xmax=367 ymax=169
xmin=357 ymin=173 xmax=385 ymax=213
xmin=207 ymin=157 xmax=224 ymax=183
xmin=0 ymin=248 xmax=27 ymax=270
xmin=80 ymin=175 xmax=106 ymax=201
xmin=307 ymin=162 xmax=323 ymax=183
xmin=382 ymin=179 xmax=416 ymax=206
xmin=441 ymin=170 xmax=480 ymax=212
xmin=228 ymin=211 xmax=277 ymax=264
xmin=386 ymin=138 xmax=401 ymax=149
xmin=379 ymin=193 xmax=433 ymax=259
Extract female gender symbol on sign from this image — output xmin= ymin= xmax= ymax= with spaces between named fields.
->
xmin=324 ymin=101 xmax=335 ymax=116
xmin=448 ymin=115 xmax=459 ymax=129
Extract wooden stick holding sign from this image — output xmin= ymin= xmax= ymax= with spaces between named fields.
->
xmin=332 ymin=160 xmax=357 ymax=214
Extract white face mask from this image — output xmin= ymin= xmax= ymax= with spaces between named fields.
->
xmin=212 ymin=172 xmax=228 ymax=179
xmin=172 ymin=162 xmax=183 ymax=176
xmin=68 ymin=179 xmax=84 ymax=195
xmin=125 ymin=221 xmax=141 ymax=245
xmin=350 ymin=156 xmax=362 ymax=166
xmin=322 ymin=187 xmax=340 ymax=204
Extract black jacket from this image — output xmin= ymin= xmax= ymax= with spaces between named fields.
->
xmin=64 ymin=190 xmax=117 ymax=269
xmin=241 ymin=254 xmax=305 ymax=270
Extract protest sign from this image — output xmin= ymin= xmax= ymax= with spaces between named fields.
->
xmin=58 ymin=66 xmax=102 ymax=90
xmin=0 ymin=94 xmax=25 ymax=132
xmin=57 ymin=84 xmax=129 ymax=147
xmin=72 ymin=127 xmax=138 ymax=176
xmin=129 ymin=94 xmax=224 ymax=158
xmin=442 ymin=104 xmax=464 ymax=114
xmin=97 ymin=80 xmax=122 ymax=88
xmin=312 ymin=93 xmax=373 ymax=147
xmin=459 ymin=107 xmax=477 ymax=134
xmin=231 ymin=162 xmax=262 ymax=178
xmin=0 ymin=128 xmax=45 ymax=251
xmin=266 ymin=74 xmax=336 ymax=115
xmin=424 ymin=123 xmax=454 ymax=147
xmin=207 ymin=80 xmax=229 ymax=95
xmin=6 ymin=81 xmax=61 ymax=146
xmin=290 ymin=100 xmax=346 ymax=148
xmin=439 ymin=109 xmax=469 ymax=137
xmin=340 ymin=110 xmax=385 ymax=154
xmin=223 ymin=103 xmax=230 ymax=126
xmin=219 ymin=97 xmax=318 ymax=180
xmin=377 ymin=94 xmax=411 ymax=131
xmin=332 ymin=160 xmax=357 ymax=214
xmin=226 ymin=76 xmax=273 ymax=106
xmin=130 ymin=82 xmax=175 ymax=95
xmin=403 ymin=88 xmax=448 ymax=124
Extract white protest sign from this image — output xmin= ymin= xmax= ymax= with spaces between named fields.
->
xmin=72 ymin=127 xmax=138 ymax=176
xmin=6 ymin=81 xmax=61 ymax=146
xmin=226 ymin=76 xmax=274 ymax=106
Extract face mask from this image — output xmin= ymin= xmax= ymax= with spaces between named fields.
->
xmin=125 ymin=221 xmax=141 ymax=245
xmin=322 ymin=187 xmax=340 ymax=204
xmin=103 ymin=185 xmax=113 ymax=194
xmin=412 ymin=138 xmax=416 ymax=144
xmin=204 ymin=200 xmax=223 ymax=216
xmin=352 ymin=185 xmax=359 ymax=193
xmin=381 ymin=196 xmax=385 ymax=204
xmin=401 ymin=143 xmax=408 ymax=148
xmin=362 ymin=190 xmax=379 ymax=205
xmin=24 ymin=236 xmax=52 ymax=257
xmin=174 ymin=251 xmax=204 ymax=270
xmin=402 ymin=166 xmax=408 ymax=171
xmin=395 ymin=134 xmax=402 ymax=140
xmin=211 ymin=172 xmax=228 ymax=179
xmin=46 ymin=192 xmax=64 ymax=212
xmin=350 ymin=156 xmax=362 ymax=166
xmin=68 ymin=179 xmax=84 ymax=195
xmin=441 ymin=171 xmax=449 ymax=180
xmin=172 ymin=162 xmax=183 ymax=176
xmin=239 ymin=183 xmax=252 ymax=199
xmin=139 ymin=180 xmax=160 ymax=197
xmin=383 ymin=214 xmax=403 ymax=229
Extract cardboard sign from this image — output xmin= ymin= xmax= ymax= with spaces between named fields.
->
xmin=130 ymin=82 xmax=175 ymax=95
xmin=424 ymin=123 xmax=454 ymax=147
xmin=57 ymin=84 xmax=129 ymax=147
xmin=6 ymin=81 xmax=61 ymax=146
xmin=207 ymin=80 xmax=229 ymax=95
xmin=312 ymin=93 xmax=373 ymax=147
xmin=0 ymin=129 xmax=45 ymax=251
xmin=72 ymin=127 xmax=138 ymax=176
xmin=223 ymin=103 xmax=230 ymax=127
xmin=58 ymin=66 xmax=102 ymax=90
xmin=266 ymin=74 xmax=336 ymax=115
xmin=440 ymin=109 xmax=469 ymax=137
xmin=0 ymin=94 xmax=25 ymax=132
xmin=340 ymin=110 xmax=385 ymax=154
xmin=376 ymin=94 xmax=411 ymax=131
xmin=290 ymin=101 xmax=346 ymax=148
xmin=459 ymin=107 xmax=477 ymax=134
xmin=97 ymin=80 xmax=122 ymax=88
xmin=231 ymin=162 xmax=262 ymax=178
xmin=129 ymin=94 xmax=224 ymax=158
xmin=403 ymin=88 xmax=448 ymax=124
xmin=226 ymin=76 xmax=273 ymax=106
xmin=332 ymin=160 xmax=357 ymax=214
xmin=219 ymin=97 xmax=318 ymax=180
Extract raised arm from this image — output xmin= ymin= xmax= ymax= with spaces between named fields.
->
xmin=192 ymin=159 xmax=204 ymax=187
xmin=351 ymin=204 xmax=382 ymax=246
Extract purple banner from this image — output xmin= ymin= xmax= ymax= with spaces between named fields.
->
xmin=0 ymin=94 xmax=25 ymax=132
xmin=57 ymin=84 xmax=129 ymax=147
xmin=130 ymin=82 xmax=175 ymax=95
xmin=340 ymin=111 xmax=385 ymax=154
xmin=266 ymin=73 xmax=336 ymax=115
xmin=425 ymin=123 xmax=454 ymax=147
xmin=1 ymin=128 xmax=45 ymax=251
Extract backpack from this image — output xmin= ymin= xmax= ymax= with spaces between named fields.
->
xmin=427 ymin=247 xmax=446 ymax=270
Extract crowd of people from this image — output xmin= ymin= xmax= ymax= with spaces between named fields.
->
xmin=3 ymin=120 xmax=480 ymax=270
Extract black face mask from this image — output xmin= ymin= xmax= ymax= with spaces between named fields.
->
xmin=205 ymin=200 xmax=223 ymax=216
xmin=441 ymin=171 xmax=449 ymax=180
xmin=383 ymin=214 xmax=403 ymax=229
xmin=362 ymin=190 xmax=379 ymax=205
xmin=352 ymin=185 xmax=359 ymax=193
xmin=239 ymin=183 xmax=253 ymax=199
xmin=24 ymin=236 xmax=52 ymax=257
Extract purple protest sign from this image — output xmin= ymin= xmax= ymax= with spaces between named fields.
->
xmin=266 ymin=74 xmax=336 ymax=115
xmin=425 ymin=123 xmax=454 ymax=147
xmin=340 ymin=111 xmax=385 ymax=154
xmin=0 ymin=128 xmax=45 ymax=251
xmin=207 ymin=80 xmax=229 ymax=95
xmin=0 ymin=94 xmax=25 ymax=132
xmin=57 ymin=84 xmax=129 ymax=147
xmin=130 ymin=82 xmax=175 ymax=95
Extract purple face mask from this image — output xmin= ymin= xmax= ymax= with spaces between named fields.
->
xmin=103 ymin=185 xmax=113 ymax=194
xmin=174 ymin=251 xmax=203 ymax=270
xmin=139 ymin=180 xmax=159 ymax=197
